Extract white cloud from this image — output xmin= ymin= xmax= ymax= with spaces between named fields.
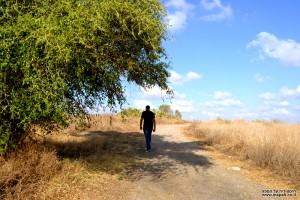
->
xmin=213 ymin=91 xmax=232 ymax=99
xmin=174 ymin=91 xmax=187 ymax=99
xmin=263 ymin=100 xmax=290 ymax=107
xmin=169 ymin=71 xmax=182 ymax=84
xmin=187 ymin=72 xmax=202 ymax=80
xmin=259 ymin=93 xmax=276 ymax=100
xmin=255 ymin=86 xmax=300 ymax=122
xmin=132 ymin=100 xmax=156 ymax=110
xmin=139 ymin=85 xmax=170 ymax=99
xmin=198 ymin=106 xmax=257 ymax=121
xmin=280 ymin=85 xmax=300 ymax=98
xmin=204 ymin=98 xmax=243 ymax=107
xmin=247 ymin=32 xmax=300 ymax=67
xmin=259 ymin=105 xmax=291 ymax=118
xmin=166 ymin=0 xmax=194 ymax=11
xmin=201 ymin=0 xmax=221 ymax=10
xmin=169 ymin=70 xmax=203 ymax=85
xmin=272 ymin=108 xmax=290 ymax=115
xmin=203 ymin=91 xmax=243 ymax=110
xmin=279 ymin=101 xmax=290 ymax=107
xmin=194 ymin=86 xmax=300 ymax=122
xmin=168 ymin=11 xmax=187 ymax=31
xmin=170 ymin=99 xmax=195 ymax=113
xmin=200 ymin=110 xmax=220 ymax=118
xmin=235 ymin=108 xmax=259 ymax=120
xmin=254 ymin=73 xmax=272 ymax=82
xmin=166 ymin=0 xmax=194 ymax=31
xmin=200 ymin=0 xmax=233 ymax=21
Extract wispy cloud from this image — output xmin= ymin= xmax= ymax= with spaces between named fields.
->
xmin=279 ymin=101 xmax=290 ymax=106
xmin=199 ymin=87 xmax=300 ymax=122
xmin=272 ymin=108 xmax=290 ymax=115
xmin=247 ymin=32 xmax=300 ymax=67
xmin=213 ymin=91 xmax=231 ymax=99
xmin=204 ymin=91 xmax=243 ymax=107
xmin=166 ymin=0 xmax=194 ymax=11
xmin=259 ymin=92 xmax=276 ymax=100
xmin=132 ymin=100 xmax=156 ymax=110
xmin=204 ymin=98 xmax=243 ymax=107
xmin=254 ymin=73 xmax=272 ymax=82
xmin=168 ymin=11 xmax=187 ymax=31
xmin=166 ymin=0 xmax=194 ymax=31
xmin=170 ymin=99 xmax=195 ymax=113
xmin=195 ymin=91 xmax=251 ymax=120
xmin=199 ymin=110 xmax=221 ymax=119
xmin=235 ymin=107 xmax=258 ymax=120
xmin=280 ymin=85 xmax=300 ymax=98
xmin=256 ymin=86 xmax=300 ymax=121
xmin=263 ymin=100 xmax=290 ymax=107
xmin=174 ymin=91 xmax=187 ymax=99
xmin=139 ymin=85 xmax=170 ymax=99
xmin=200 ymin=0 xmax=233 ymax=21
xmin=169 ymin=70 xmax=203 ymax=85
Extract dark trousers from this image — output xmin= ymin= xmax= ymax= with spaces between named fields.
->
xmin=143 ymin=127 xmax=152 ymax=151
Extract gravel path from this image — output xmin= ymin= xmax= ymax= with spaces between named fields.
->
xmin=123 ymin=124 xmax=276 ymax=200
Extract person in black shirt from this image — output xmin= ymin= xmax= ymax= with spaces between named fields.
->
xmin=140 ymin=105 xmax=156 ymax=152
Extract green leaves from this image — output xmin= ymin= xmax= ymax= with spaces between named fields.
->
xmin=0 ymin=0 xmax=170 ymax=154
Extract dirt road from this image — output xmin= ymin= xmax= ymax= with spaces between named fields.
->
xmin=118 ymin=124 xmax=277 ymax=200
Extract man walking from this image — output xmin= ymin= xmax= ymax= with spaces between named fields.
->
xmin=140 ymin=105 xmax=156 ymax=152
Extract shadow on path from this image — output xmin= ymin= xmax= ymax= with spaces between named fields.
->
xmin=127 ymin=133 xmax=213 ymax=180
xmin=47 ymin=129 xmax=213 ymax=180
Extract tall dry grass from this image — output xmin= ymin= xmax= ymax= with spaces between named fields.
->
xmin=185 ymin=120 xmax=300 ymax=184
xmin=0 ymin=115 xmax=114 ymax=199
xmin=1 ymin=114 xmax=183 ymax=199
xmin=0 ymin=143 xmax=57 ymax=199
xmin=0 ymin=141 xmax=89 ymax=200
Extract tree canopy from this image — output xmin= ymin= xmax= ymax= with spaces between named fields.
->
xmin=0 ymin=0 xmax=171 ymax=154
xmin=175 ymin=110 xmax=182 ymax=119
xmin=159 ymin=104 xmax=172 ymax=115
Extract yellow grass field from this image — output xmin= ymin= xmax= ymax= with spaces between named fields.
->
xmin=185 ymin=119 xmax=300 ymax=186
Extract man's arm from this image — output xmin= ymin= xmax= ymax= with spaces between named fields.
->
xmin=140 ymin=117 xmax=143 ymax=130
xmin=153 ymin=118 xmax=156 ymax=132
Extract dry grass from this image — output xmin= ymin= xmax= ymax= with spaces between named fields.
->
xmin=185 ymin=120 xmax=300 ymax=186
xmin=0 ymin=114 xmax=183 ymax=199
xmin=0 ymin=143 xmax=61 ymax=199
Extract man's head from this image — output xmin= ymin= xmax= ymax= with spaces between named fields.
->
xmin=146 ymin=105 xmax=150 ymax=110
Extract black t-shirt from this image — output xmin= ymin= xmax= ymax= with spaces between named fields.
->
xmin=141 ymin=110 xmax=155 ymax=127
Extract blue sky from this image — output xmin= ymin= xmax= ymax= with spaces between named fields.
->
xmin=124 ymin=0 xmax=300 ymax=122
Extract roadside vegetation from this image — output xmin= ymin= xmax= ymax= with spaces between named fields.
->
xmin=119 ymin=106 xmax=184 ymax=124
xmin=0 ymin=114 xmax=185 ymax=199
xmin=185 ymin=119 xmax=300 ymax=187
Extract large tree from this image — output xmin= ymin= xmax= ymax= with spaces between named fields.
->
xmin=0 ymin=0 xmax=171 ymax=154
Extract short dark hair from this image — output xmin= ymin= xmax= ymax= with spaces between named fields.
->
xmin=146 ymin=105 xmax=150 ymax=110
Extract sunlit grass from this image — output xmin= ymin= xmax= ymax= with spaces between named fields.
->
xmin=185 ymin=120 xmax=300 ymax=185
